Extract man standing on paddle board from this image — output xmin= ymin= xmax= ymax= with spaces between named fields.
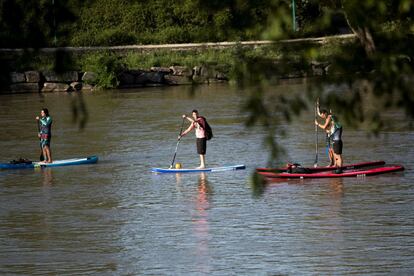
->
xmin=179 ymin=110 xmax=208 ymax=169
xmin=315 ymin=106 xmax=343 ymax=173
xmin=36 ymin=108 xmax=53 ymax=163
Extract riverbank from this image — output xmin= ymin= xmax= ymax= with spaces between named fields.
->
xmin=0 ymin=35 xmax=356 ymax=93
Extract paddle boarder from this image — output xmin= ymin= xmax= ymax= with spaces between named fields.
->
xmin=315 ymin=107 xmax=343 ymax=173
xmin=179 ymin=110 xmax=208 ymax=169
xmin=36 ymin=108 xmax=53 ymax=163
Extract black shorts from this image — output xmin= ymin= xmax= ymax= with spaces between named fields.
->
xmin=332 ymin=140 xmax=343 ymax=154
xmin=196 ymin=138 xmax=207 ymax=155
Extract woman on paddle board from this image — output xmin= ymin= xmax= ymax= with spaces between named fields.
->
xmin=36 ymin=108 xmax=53 ymax=163
xmin=317 ymin=104 xmax=335 ymax=166
xmin=315 ymin=106 xmax=343 ymax=172
xmin=179 ymin=110 xmax=208 ymax=169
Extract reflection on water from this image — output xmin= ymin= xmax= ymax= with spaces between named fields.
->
xmin=0 ymin=84 xmax=413 ymax=275
xmin=193 ymin=173 xmax=212 ymax=274
xmin=328 ymin=177 xmax=344 ymax=198
xmin=40 ymin=168 xmax=54 ymax=186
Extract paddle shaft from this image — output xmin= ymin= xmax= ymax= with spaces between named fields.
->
xmin=37 ymin=120 xmax=45 ymax=161
xmin=169 ymin=118 xmax=185 ymax=168
xmin=314 ymin=101 xmax=318 ymax=167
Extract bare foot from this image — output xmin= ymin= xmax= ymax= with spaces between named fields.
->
xmin=196 ymin=166 xmax=205 ymax=169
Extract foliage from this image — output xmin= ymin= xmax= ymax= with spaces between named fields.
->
xmin=80 ymin=52 xmax=124 ymax=89
xmin=0 ymin=0 xmax=350 ymax=47
xmin=49 ymin=0 xmax=278 ymax=46
xmin=7 ymin=0 xmax=407 ymax=48
xmin=0 ymin=0 xmax=80 ymax=47
xmin=213 ymin=0 xmax=414 ymax=165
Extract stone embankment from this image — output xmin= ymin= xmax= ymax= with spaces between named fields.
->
xmin=4 ymin=61 xmax=331 ymax=93
xmin=6 ymin=62 xmax=330 ymax=93
xmin=6 ymin=71 xmax=95 ymax=93
xmin=4 ymin=64 xmax=234 ymax=93
xmin=118 ymin=65 xmax=230 ymax=88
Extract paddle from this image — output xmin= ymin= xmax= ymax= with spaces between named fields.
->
xmin=37 ymin=119 xmax=45 ymax=161
xmin=314 ymin=100 xmax=318 ymax=167
xmin=169 ymin=117 xmax=185 ymax=169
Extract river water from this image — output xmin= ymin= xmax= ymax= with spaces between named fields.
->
xmin=0 ymin=83 xmax=413 ymax=275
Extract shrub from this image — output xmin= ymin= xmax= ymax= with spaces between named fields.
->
xmin=81 ymin=52 xmax=124 ymax=89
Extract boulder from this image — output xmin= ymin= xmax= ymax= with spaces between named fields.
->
xmin=9 ymin=72 xmax=26 ymax=83
xmin=146 ymin=71 xmax=165 ymax=83
xmin=121 ymin=70 xmax=166 ymax=85
xmin=134 ymin=72 xmax=150 ymax=85
xmin=194 ymin=65 xmax=216 ymax=80
xmin=170 ymin=66 xmax=192 ymax=77
xmin=118 ymin=71 xmax=136 ymax=85
xmin=7 ymin=83 xmax=40 ymax=93
xmin=82 ymin=72 xmax=98 ymax=84
xmin=193 ymin=66 xmax=201 ymax=76
xmin=81 ymin=84 xmax=94 ymax=91
xmin=25 ymin=71 xmax=41 ymax=83
xmin=42 ymin=82 xmax=70 ymax=92
xmin=43 ymin=71 xmax=79 ymax=82
xmin=310 ymin=61 xmax=330 ymax=76
xmin=150 ymin=67 xmax=172 ymax=73
xmin=164 ymin=75 xmax=193 ymax=85
xmin=200 ymin=66 xmax=212 ymax=78
xmin=192 ymin=75 xmax=208 ymax=84
xmin=118 ymin=70 xmax=160 ymax=86
xmin=70 ymin=82 xmax=83 ymax=91
xmin=194 ymin=65 xmax=221 ymax=83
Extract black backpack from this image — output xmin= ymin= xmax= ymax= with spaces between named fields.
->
xmin=10 ymin=158 xmax=33 ymax=164
xmin=200 ymin=116 xmax=213 ymax=140
xmin=287 ymin=164 xmax=312 ymax=174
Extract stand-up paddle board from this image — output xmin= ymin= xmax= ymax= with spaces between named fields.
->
xmin=0 ymin=156 xmax=98 ymax=169
xmin=256 ymin=160 xmax=386 ymax=173
xmin=259 ymin=165 xmax=404 ymax=179
xmin=152 ymin=164 xmax=246 ymax=173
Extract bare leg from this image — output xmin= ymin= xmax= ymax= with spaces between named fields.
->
xmin=197 ymin=154 xmax=206 ymax=169
xmin=44 ymin=146 xmax=52 ymax=163
xmin=41 ymin=147 xmax=47 ymax=163
xmin=328 ymin=148 xmax=335 ymax=166
xmin=335 ymin=154 xmax=342 ymax=167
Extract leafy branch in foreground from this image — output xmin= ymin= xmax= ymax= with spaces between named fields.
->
xmin=222 ymin=0 xmax=414 ymax=165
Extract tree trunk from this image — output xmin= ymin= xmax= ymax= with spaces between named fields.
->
xmin=341 ymin=1 xmax=376 ymax=56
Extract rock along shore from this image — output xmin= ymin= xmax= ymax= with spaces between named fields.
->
xmin=3 ymin=64 xmax=233 ymax=93
xmin=3 ymin=60 xmax=332 ymax=94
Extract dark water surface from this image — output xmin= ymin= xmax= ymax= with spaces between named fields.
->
xmin=0 ymin=84 xmax=413 ymax=275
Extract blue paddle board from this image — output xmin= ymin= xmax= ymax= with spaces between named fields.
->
xmin=0 ymin=156 xmax=98 ymax=169
xmin=152 ymin=164 xmax=246 ymax=173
